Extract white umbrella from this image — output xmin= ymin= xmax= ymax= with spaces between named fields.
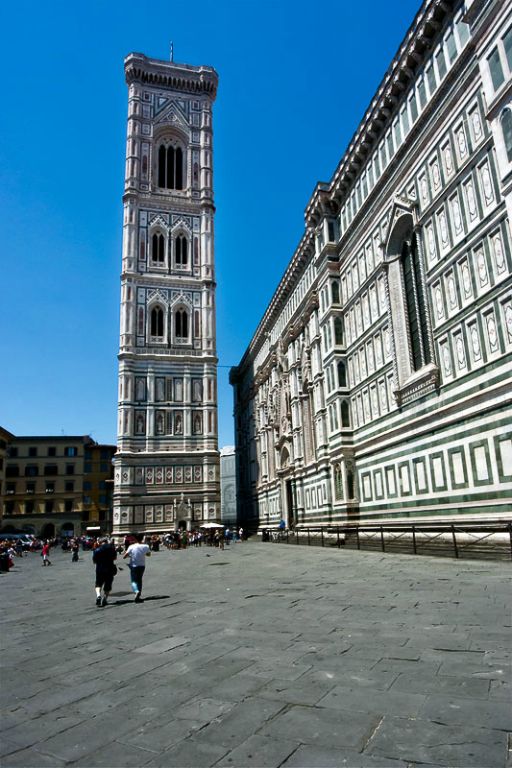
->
xmin=200 ymin=522 xmax=224 ymax=529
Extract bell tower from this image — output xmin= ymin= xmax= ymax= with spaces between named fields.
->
xmin=113 ymin=53 xmax=220 ymax=535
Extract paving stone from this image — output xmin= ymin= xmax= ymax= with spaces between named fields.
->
xmin=172 ymin=696 xmax=236 ymax=725
xmin=118 ymin=716 xmax=202 ymax=754
xmin=0 ymin=737 xmax=22 ymax=758
xmin=419 ymin=693 xmax=512 ymax=731
xmin=33 ymin=709 xmax=142 ymax=762
xmin=211 ymin=672 xmax=267 ymax=701
xmin=67 ymin=739 xmax=155 ymax=767
xmin=191 ymin=696 xmax=286 ymax=749
xmin=258 ymin=704 xmax=380 ymax=750
xmin=133 ymin=636 xmax=189 ymax=654
xmin=143 ymin=737 xmax=228 ymax=767
xmin=0 ymin=746 xmax=67 ymax=767
xmin=317 ymin=684 xmax=426 ymax=717
xmin=390 ymin=671 xmax=490 ymax=699
xmin=301 ymin=666 xmax=399 ymax=691
xmin=5 ymin=712 xmax=88 ymax=749
xmin=257 ymin=677 xmax=335 ymax=706
xmin=216 ymin=734 xmax=299 ymax=767
xmin=366 ymin=715 xmax=507 ymax=766
xmin=489 ymin=679 xmax=512 ymax=700
xmin=281 ymin=744 xmax=408 ymax=767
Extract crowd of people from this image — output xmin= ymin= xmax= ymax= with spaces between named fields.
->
xmin=0 ymin=527 xmax=246 ymax=592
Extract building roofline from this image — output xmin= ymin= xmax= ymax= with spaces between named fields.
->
xmin=124 ymin=52 xmax=218 ymax=98
xmin=235 ymin=0 xmax=457 ymax=374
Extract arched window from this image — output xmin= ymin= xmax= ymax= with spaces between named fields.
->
xmin=175 ymin=309 xmax=189 ymax=340
xmin=151 ymin=232 xmax=165 ymax=263
xmin=331 ymin=281 xmax=340 ymax=304
xmin=175 ymin=235 xmax=188 ymax=268
xmin=402 ymin=236 xmax=431 ymax=371
xmin=501 ymin=108 xmax=512 ymax=163
xmin=157 ymin=144 xmax=185 ymax=190
xmin=150 ymin=306 xmax=164 ymax=338
xmin=334 ymin=317 xmax=344 ymax=345
xmin=337 ymin=361 xmax=347 ymax=388
xmin=385 ymin=210 xmax=435 ymax=397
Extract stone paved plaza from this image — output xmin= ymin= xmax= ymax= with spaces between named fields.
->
xmin=0 ymin=541 xmax=510 ymax=768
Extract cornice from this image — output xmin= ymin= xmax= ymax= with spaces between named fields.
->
xmin=125 ymin=53 xmax=218 ymax=99
xmin=309 ymin=0 xmax=456 ymax=224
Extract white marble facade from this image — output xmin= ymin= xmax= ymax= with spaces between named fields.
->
xmin=231 ymin=0 xmax=512 ymax=529
xmin=113 ymin=54 xmax=220 ymax=534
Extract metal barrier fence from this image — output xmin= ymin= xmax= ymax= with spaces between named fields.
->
xmin=261 ymin=521 xmax=512 ymax=561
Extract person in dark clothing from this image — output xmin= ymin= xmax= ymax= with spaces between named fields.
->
xmin=92 ymin=537 xmax=117 ymax=607
xmin=71 ymin=539 xmax=80 ymax=562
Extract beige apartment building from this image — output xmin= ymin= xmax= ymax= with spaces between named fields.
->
xmin=1 ymin=433 xmax=115 ymax=538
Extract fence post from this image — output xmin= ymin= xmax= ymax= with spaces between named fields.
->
xmin=337 ymin=527 xmax=340 ymax=549
xmin=321 ymin=529 xmax=324 ymax=547
xmin=508 ymin=523 xmax=512 ymax=561
xmin=380 ymin=526 xmax=385 ymax=552
xmin=296 ymin=529 xmax=299 ymax=545
xmin=412 ymin=525 xmax=417 ymax=555
xmin=286 ymin=529 xmax=289 ymax=544
xmin=451 ymin=525 xmax=459 ymax=558
xmin=308 ymin=529 xmax=311 ymax=546
xmin=356 ymin=527 xmax=360 ymax=550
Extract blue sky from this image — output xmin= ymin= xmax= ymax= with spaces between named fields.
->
xmin=0 ymin=0 xmax=420 ymax=448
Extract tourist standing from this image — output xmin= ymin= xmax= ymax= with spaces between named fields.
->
xmin=41 ymin=541 xmax=52 ymax=566
xmin=92 ymin=537 xmax=117 ymax=607
xmin=123 ymin=533 xmax=151 ymax=603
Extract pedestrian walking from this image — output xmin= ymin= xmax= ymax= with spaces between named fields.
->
xmin=123 ymin=533 xmax=151 ymax=603
xmin=41 ymin=541 xmax=52 ymax=566
xmin=92 ymin=537 xmax=117 ymax=607
xmin=71 ymin=539 xmax=80 ymax=562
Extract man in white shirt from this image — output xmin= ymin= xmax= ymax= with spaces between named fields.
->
xmin=123 ymin=533 xmax=151 ymax=603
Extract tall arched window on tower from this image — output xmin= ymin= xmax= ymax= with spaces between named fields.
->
xmin=175 ymin=308 xmax=189 ymax=341
xmin=175 ymin=235 xmax=188 ymax=269
xmin=150 ymin=306 xmax=164 ymax=339
xmin=151 ymin=232 xmax=165 ymax=264
xmin=157 ymin=143 xmax=185 ymax=190
xmin=501 ymin=107 xmax=512 ymax=163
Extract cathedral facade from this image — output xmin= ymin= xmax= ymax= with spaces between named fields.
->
xmin=113 ymin=54 xmax=220 ymax=535
xmin=231 ymin=0 xmax=512 ymax=529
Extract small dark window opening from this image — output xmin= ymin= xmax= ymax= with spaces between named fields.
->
xmin=158 ymin=145 xmax=166 ymax=187
xmin=175 ymin=147 xmax=183 ymax=189
xmin=334 ymin=317 xmax=344 ymax=345
xmin=175 ymin=309 xmax=189 ymax=339
xmin=158 ymin=145 xmax=184 ymax=190
xmin=176 ymin=235 xmax=188 ymax=267
xmin=331 ymin=281 xmax=340 ymax=304
xmin=338 ymin=361 xmax=347 ymax=388
xmin=150 ymin=306 xmax=164 ymax=337
xmin=346 ymin=470 xmax=354 ymax=499
xmin=341 ymin=400 xmax=350 ymax=427
xmin=152 ymin=233 xmax=165 ymax=262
